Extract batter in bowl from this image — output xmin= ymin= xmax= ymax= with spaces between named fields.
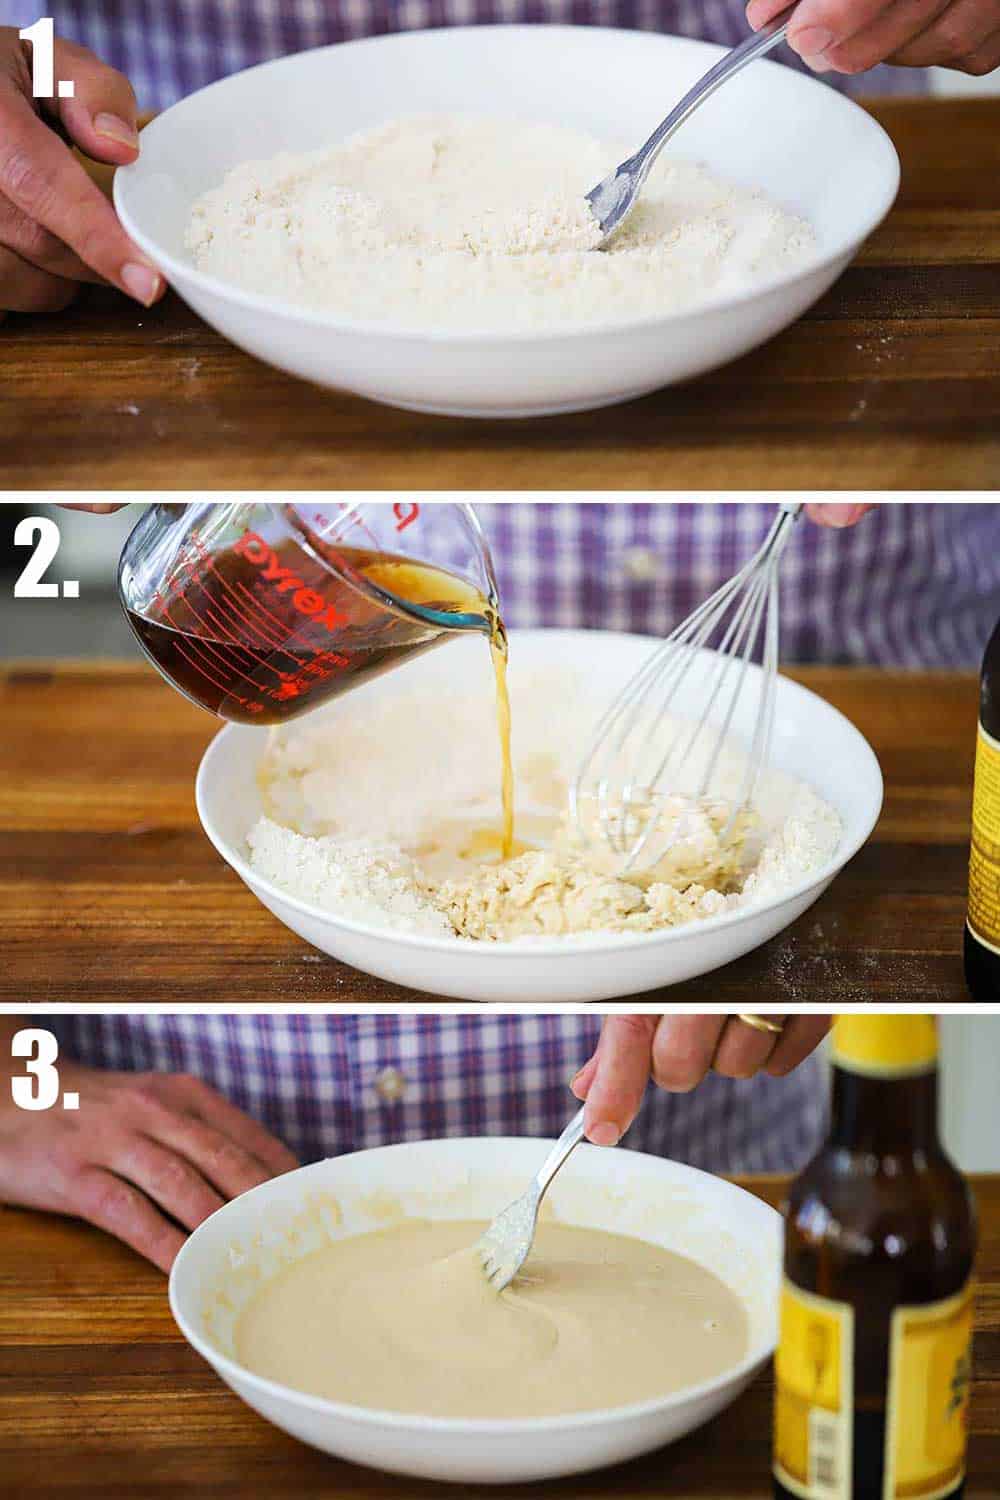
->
xmin=234 ymin=1218 xmax=749 ymax=1416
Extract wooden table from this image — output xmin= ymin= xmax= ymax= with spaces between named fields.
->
xmin=2 ymin=99 xmax=998 ymax=491
xmin=2 ymin=1175 xmax=998 ymax=1497
xmin=0 ymin=660 xmax=977 ymax=1007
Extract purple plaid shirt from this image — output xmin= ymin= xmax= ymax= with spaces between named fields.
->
xmin=50 ymin=501 xmax=998 ymax=1173
xmin=51 ymin=1013 xmax=827 ymax=1172
xmin=30 ymin=2 xmax=923 ymax=111
xmin=481 ymin=501 xmax=998 ymax=667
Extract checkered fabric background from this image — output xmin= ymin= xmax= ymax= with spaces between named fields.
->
xmin=478 ymin=502 xmax=998 ymax=666
xmin=50 ymin=1012 xmax=828 ymax=1171
xmin=26 ymin=1 xmax=923 ymax=111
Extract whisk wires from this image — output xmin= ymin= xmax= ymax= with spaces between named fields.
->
xmin=570 ymin=502 xmax=802 ymax=874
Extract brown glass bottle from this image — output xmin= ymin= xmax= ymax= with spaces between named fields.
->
xmin=966 ymin=616 xmax=1000 ymax=1000
xmin=774 ymin=1017 xmax=976 ymax=1500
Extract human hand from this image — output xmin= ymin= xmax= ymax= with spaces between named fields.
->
xmin=747 ymin=0 xmax=1000 ymax=76
xmin=570 ymin=1013 xmax=831 ymax=1146
xmin=56 ymin=503 xmax=127 ymax=513
xmin=805 ymin=503 xmax=874 ymax=527
xmin=0 ymin=1049 xmax=298 ymax=1271
xmin=0 ymin=26 xmax=163 ymax=315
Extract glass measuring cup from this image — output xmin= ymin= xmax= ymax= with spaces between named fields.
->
xmin=118 ymin=501 xmax=504 ymax=725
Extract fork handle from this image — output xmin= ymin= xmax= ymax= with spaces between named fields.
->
xmin=532 ymin=1106 xmax=588 ymax=1200
xmin=625 ymin=6 xmax=797 ymax=201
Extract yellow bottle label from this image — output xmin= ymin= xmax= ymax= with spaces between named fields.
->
xmin=774 ymin=1279 xmax=854 ymax=1499
xmin=831 ymin=1016 xmax=938 ymax=1079
xmin=774 ymin=1278 xmax=973 ymax=1500
xmin=884 ymin=1282 xmax=973 ymax=1500
xmin=968 ymin=722 xmax=1000 ymax=954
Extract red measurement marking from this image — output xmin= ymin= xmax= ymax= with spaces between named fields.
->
xmin=158 ymin=577 xmax=293 ymax=685
xmin=315 ymin=502 xmax=381 ymax=551
xmin=141 ymin=525 xmax=389 ymax=719
xmin=159 ymin=621 xmax=244 ymax=701
xmin=226 ymin=560 xmax=355 ymax=662
xmin=155 ymin=600 xmax=245 ymax=678
xmin=312 ymin=650 xmax=351 ymax=669
xmin=188 ymin=532 xmax=309 ymax=657
xmin=164 ymin=596 xmax=294 ymax=693
xmin=195 ymin=549 xmax=306 ymax=654
xmin=151 ymin=579 xmax=295 ymax=698
xmin=159 ymin=559 xmax=204 ymax=609
xmin=199 ymin=595 xmax=262 ymax=651
xmin=228 ymin=580 xmax=299 ymax=653
xmin=393 ymin=502 xmax=419 ymax=532
xmin=231 ymin=580 xmax=323 ymax=661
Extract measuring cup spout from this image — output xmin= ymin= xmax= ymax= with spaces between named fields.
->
xmin=287 ymin=501 xmax=501 ymax=636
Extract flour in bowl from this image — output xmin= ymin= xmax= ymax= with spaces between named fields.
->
xmin=245 ymin=669 xmax=842 ymax=942
xmin=186 ymin=115 xmax=815 ymax=331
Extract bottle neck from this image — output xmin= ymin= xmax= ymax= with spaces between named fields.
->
xmin=828 ymin=1065 xmax=940 ymax=1154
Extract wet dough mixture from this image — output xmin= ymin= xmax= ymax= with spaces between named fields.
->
xmin=246 ymin=673 xmax=842 ymax=942
xmin=437 ymin=796 xmax=752 ymax=940
xmin=186 ymin=115 xmax=815 ymax=331
xmin=235 ymin=1219 xmax=749 ymax=1417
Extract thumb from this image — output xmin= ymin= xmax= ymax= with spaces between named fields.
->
xmin=45 ymin=38 xmax=140 ymax=165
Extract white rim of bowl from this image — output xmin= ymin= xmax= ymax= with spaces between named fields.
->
xmin=169 ymin=1139 xmax=782 ymax=1436
xmin=194 ymin=651 xmax=884 ymax=959
xmin=114 ymin=25 xmax=901 ymax=347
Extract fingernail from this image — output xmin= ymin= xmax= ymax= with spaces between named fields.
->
xmin=801 ymin=53 xmax=833 ymax=72
xmin=793 ymin=25 xmax=834 ymax=54
xmin=121 ymin=262 xmax=162 ymax=306
xmin=95 ymin=112 xmax=139 ymax=148
xmin=813 ymin=503 xmax=861 ymax=528
xmin=791 ymin=26 xmax=833 ymax=64
xmin=588 ymin=1122 xmax=621 ymax=1148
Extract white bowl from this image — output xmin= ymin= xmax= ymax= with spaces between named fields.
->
xmin=195 ymin=627 xmax=883 ymax=1002
xmin=169 ymin=1136 xmax=782 ymax=1483
xmin=115 ymin=25 xmax=899 ymax=418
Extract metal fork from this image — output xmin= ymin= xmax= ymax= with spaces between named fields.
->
xmin=586 ymin=6 xmax=796 ymax=245
xmin=477 ymin=1107 xmax=587 ymax=1292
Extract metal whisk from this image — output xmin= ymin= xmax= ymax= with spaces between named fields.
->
xmin=570 ymin=502 xmax=803 ymax=873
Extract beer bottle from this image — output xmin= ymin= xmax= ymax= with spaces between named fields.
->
xmin=773 ymin=1016 xmax=976 ymax=1500
xmin=966 ymin=615 xmax=1000 ymax=999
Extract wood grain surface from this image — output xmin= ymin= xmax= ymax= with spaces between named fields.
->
xmin=2 ymin=99 xmax=998 ymax=491
xmin=2 ymin=1175 xmax=998 ymax=1497
xmin=0 ymin=660 xmax=978 ymax=1007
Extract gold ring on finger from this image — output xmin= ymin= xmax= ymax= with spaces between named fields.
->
xmin=736 ymin=1013 xmax=785 ymax=1036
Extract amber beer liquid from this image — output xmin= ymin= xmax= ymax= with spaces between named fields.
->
xmin=966 ymin=616 xmax=1000 ymax=1000
xmin=773 ymin=1017 xmax=976 ymax=1500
